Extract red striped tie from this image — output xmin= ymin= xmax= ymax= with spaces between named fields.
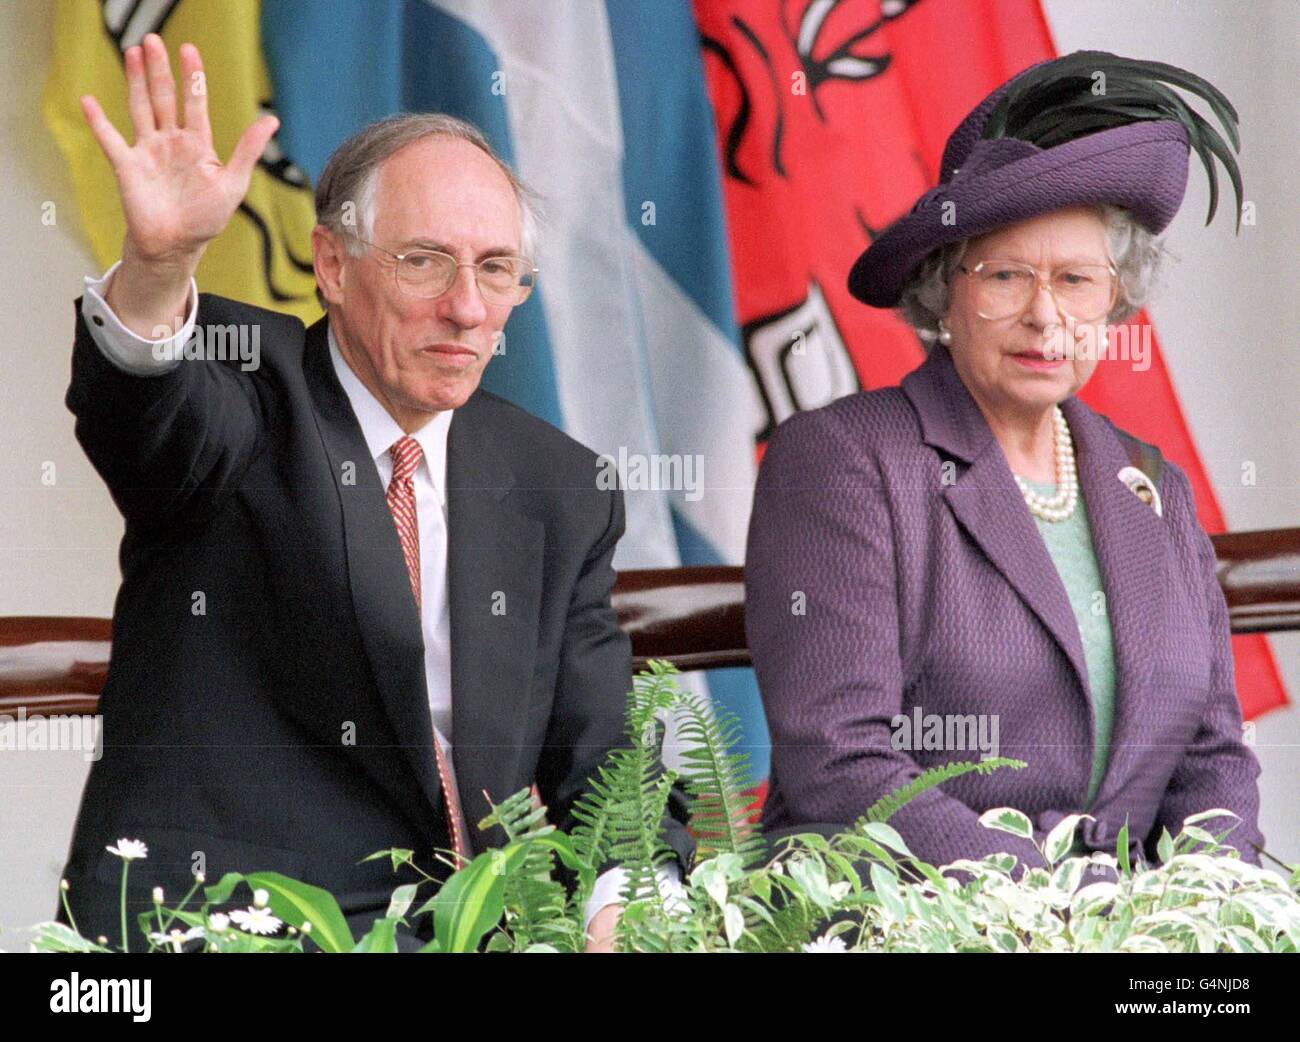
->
xmin=386 ymin=436 xmax=470 ymax=865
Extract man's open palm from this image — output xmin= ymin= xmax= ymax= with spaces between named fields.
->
xmin=78 ymin=33 xmax=278 ymax=266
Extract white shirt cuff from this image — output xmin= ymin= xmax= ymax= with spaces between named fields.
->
xmin=81 ymin=259 xmax=197 ymax=375
xmin=583 ymin=862 xmax=685 ymax=933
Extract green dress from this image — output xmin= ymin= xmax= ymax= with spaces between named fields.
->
xmin=1020 ymin=476 xmax=1117 ymax=822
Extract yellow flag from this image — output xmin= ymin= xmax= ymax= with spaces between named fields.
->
xmin=43 ymin=0 xmax=321 ymax=323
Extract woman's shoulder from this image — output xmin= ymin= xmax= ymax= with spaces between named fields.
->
xmin=1085 ymin=407 xmax=1197 ymax=510
xmin=766 ymin=385 xmax=922 ymax=457
xmin=758 ymin=388 xmax=933 ymax=496
xmin=1081 ymin=406 xmax=1209 ymax=566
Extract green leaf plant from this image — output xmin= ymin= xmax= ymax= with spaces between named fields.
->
xmin=27 ymin=662 xmax=1298 ymax=953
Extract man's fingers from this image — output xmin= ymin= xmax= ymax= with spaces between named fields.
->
xmin=141 ymin=32 xmax=178 ymax=130
xmin=79 ymin=94 xmax=130 ymax=169
xmin=584 ymin=903 xmax=622 ymax=952
xmin=178 ymin=42 xmax=211 ymax=146
xmin=123 ymin=44 xmax=155 ymax=141
xmin=225 ymin=113 xmax=278 ymax=187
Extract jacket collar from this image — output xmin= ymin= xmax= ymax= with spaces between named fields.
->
xmin=899 ymin=343 xmax=997 ymax=464
xmin=901 ymin=345 xmax=1170 ymax=811
xmin=326 ymin=324 xmax=453 ymax=505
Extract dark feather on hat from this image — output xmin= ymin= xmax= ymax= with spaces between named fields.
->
xmin=980 ymin=51 xmax=1242 ymax=230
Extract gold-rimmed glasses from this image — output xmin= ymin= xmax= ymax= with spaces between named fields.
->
xmin=957 ymin=259 xmax=1118 ymax=322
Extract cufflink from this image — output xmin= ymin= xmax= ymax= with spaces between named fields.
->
xmin=1117 ymin=466 xmax=1163 ymax=517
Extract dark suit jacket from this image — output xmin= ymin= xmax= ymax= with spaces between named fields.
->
xmin=58 ymin=293 xmax=692 ymax=943
xmin=746 ymin=343 xmax=1263 ymax=873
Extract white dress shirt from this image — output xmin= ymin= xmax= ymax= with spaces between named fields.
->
xmin=80 ymin=262 xmax=684 ymax=933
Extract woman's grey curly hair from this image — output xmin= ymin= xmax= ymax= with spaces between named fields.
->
xmin=896 ymin=204 xmax=1170 ymax=346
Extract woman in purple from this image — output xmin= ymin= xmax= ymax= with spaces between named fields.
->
xmin=745 ymin=53 xmax=1263 ymax=875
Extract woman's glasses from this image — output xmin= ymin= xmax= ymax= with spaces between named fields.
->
xmin=957 ymin=259 xmax=1118 ymax=322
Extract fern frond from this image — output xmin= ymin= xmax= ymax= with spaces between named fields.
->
xmin=568 ymin=662 xmax=683 ymax=949
xmin=669 ymin=682 xmax=766 ymax=870
xmin=479 ymin=787 xmax=548 ymax=842
xmin=857 ymin=757 xmax=1027 ymax=827
xmin=478 ymin=787 xmax=578 ymax=951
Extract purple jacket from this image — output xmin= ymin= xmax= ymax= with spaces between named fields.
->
xmin=745 ymin=344 xmax=1264 ymax=871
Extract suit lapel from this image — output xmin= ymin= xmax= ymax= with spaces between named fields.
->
xmin=1060 ymin=397 xmax=1170 ymax=807
xmin=301 ymin=320 xmax=445 ymax=819
xmin=902 ymin=347 xmax=1089 ymax=697
xmin=445 ymin=395 xmax=545 ymax=852
xmin=944 ymin=449 xmax=1092 ymax=696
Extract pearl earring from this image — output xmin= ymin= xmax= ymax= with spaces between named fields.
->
xmin=937 ymin=320 xmax=953 ymax=346
xmin=1099 ymin=329 xmax=1109 ymax=349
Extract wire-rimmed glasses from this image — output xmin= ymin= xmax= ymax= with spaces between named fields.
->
xmin=957 ymin=259 xmax=1118 ymax=322
xmin=358 ymin=239 xmax=537 ymax=306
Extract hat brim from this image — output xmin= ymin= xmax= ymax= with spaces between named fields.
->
xmin=847 ymin=121 xmax=1190 ymax=308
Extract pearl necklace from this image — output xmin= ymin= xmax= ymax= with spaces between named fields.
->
xmin=1013 ymin=406 xmax=1078 ymax=522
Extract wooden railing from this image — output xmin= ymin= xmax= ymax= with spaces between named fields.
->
xmin=2 ymin=528 xmax=1297 ymax=715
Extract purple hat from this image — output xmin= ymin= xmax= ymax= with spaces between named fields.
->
xmin=848 ymin=51 xmax=1242 ymax=308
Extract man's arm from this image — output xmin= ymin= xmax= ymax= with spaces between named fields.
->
xmin=534 ymin=483 xmax=692 ymax=943
xmin=67 ymin=281 xmax=270 ymax=529
xmin=68 ymin=34 xmax=280 ymax=527
xmin=82 ymin=261 xmax=197 ymax=375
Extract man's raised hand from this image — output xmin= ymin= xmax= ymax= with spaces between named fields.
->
xmin=77 ymin=33 xmax=279 ymax=335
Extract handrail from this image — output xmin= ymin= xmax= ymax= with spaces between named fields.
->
xmin=2 ymin=527 xmax=1297 ymax=716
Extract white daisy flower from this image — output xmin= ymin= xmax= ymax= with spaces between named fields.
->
xmin=149 ymin=927 xmax=204 ymax=952
xmin=230 ymin=907 xmax=282 ymax=936
xmin=207 ymin=913 xmax=230 ymax=932
xmin=105 ymin=838 xmax=148 ymax=861
xmin=802 ymin=933 xmax=849 ymax=953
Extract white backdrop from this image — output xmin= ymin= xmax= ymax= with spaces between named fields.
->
xmin=1 ymin=0 xmax=1295 ymax=941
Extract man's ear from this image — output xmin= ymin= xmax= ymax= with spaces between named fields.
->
xmin=311 ymin=225 xmax=347 ymax=308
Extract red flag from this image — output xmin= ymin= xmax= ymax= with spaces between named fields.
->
xmin=694 ymin=0 xmax=1286 ymax=719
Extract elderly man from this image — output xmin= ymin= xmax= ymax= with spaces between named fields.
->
xmin=58 ymin=33 xmax=688 ymax=952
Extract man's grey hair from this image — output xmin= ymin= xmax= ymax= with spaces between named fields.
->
xmin=313 ymin=112 xmax=541 ymax=308
xmin=896 ymin=204 xmax=1170 ymax=347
